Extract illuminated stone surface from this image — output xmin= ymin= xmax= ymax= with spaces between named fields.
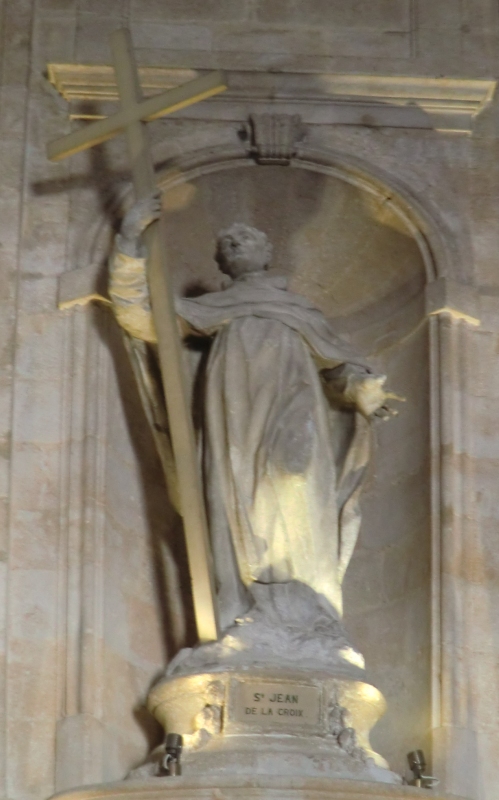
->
xmin=2 ymin=3 xmax=499 ymax=800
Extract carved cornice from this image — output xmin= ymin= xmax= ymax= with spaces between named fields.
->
xmin=47 ymin=64 xmax=199 ymax=103
xmin=47 ymin=64 xmax=496 ymax=134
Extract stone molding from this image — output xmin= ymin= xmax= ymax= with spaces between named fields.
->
xmin=50 ymin=303 xmax=109 ymax=790
xmin=47 ymin=64 xmax=495 ymax=134
xmin=58 ymin=264 xmax=110 ymax=310
xmin=425 ymin=278 xmax=499 ymax=332
xmin=426 ymin=278 xmax=481 ymax=326
xmin=427 ymin=312 xmax=479 ymax=795
xmin=45 ymin=774 xmax=468 ymax=800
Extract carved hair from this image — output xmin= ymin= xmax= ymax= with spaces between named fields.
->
xmin=215 ymin=222 xmax=273 ymax=275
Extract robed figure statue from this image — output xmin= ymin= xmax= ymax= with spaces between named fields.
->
xmin=109 ymin=195 xmax=396 ymax=672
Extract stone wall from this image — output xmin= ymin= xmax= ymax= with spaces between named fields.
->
xmin=2 ymin=2 xmax=499 ymax=800
xmin=55 ymin=0 xmax=499 ymax=76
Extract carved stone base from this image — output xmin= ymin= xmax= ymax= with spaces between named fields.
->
xmin=144 ymin=670 xmax=397 ymax=784
xmin=50 ymin=775 xmax=470 ymax=800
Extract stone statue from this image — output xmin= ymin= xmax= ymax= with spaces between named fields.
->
xmin=109 ymin=194 xmax=398 ymax=675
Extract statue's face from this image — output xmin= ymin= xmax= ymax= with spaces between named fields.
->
xmin=216 ymin=223 xmax=271 ymax=278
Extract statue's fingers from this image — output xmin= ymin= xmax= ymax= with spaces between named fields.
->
xmin=384 ymin=392 xmax=406 ymax=403
xmin=373 ymin=404 xmax=398 ymax=420
xmin=138 ymin=194 xmax=161 ymax=213
xmin=139 ymin=201 xmax=162 ymax=228
xmin=149 ymin=202 xmax=162 ymax=217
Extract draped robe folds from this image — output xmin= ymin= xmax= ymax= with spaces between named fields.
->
xmin=109 ymin=254 xmax=373 ymax=631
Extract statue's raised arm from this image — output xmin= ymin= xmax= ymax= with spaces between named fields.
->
xmin=108 ymin=193 xmax=183 ymax=512
xmin=109 ymin=193 xmax=161 ymax=343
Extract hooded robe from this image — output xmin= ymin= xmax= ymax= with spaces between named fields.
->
xmin=110 ymin=250 xmax=372 ymax=630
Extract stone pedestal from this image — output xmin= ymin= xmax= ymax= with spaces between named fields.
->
xmin=50 ymin=775 xmax=469 ymax=800
xmin=48 ymin=672 xmax=471 ymax=800
xmin=144 ymin=671 xmax=398 ymax=784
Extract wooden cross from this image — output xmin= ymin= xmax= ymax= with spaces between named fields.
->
xmin=47 ymin=28 xmax=225 ymax=643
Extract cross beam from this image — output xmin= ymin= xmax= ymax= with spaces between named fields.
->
xmin=47 ymin=65 xmax=226 ymax=161
xmin=47 ymin=28 xmax=224 ymax=643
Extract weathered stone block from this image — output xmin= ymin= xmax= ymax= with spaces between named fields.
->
xmin=469 ymin=330 xmax=499 ymax=396
xmin=255 ymin=0 xmax=411 ymax=30
xmin=33 ymin=18 xmax=77 ymax=64
xmin=0 ymin=307 xmax=16 ymax=372
xmin=55 ymin=714 xmax=104 ymax=792
xmin=8 ymin=569 xmax=58 ymax=647
xmin=416 ymin=27 xmax=463 ymax=65
xmin=342 ymin=548 xmax=385 ymax=614
xmin=462 ymin=30 xmax=499 ymax=74
xmin=132 ymin=22 xmax=213 ymax=52
xmin=416 ymin=0 xmax=462 ymax=29
xmin=16 ymin=313 xmax=65 ymax=381
xmin=9 ymin=443 xmax=62 ymax=512
xmin=75 ymin=17 xmax=127 ymax=62
xmin=20 ymin=197 xmax=70 ymax=276
xmin=0 ymin=450 xmax=9 ymax=501
xmin=130 ymin=0 xmax=248 ymax=23
xmin=19 ymin=276 xmax=58 ymax=315
xmin=10 ymin=508 xmax=60 ymax=570
xmin=321 ymin=27 xmax=411 ymax=58
xmin=0 ymin=497 xmax=9 ymax=555
xmin=0 ymin=377 xmax=13 ymax=442
xmin=382 ymin=536 xmax=430 ymax=602
xmin=78 ymin=0 xmax=124 ymax=15
xmin=1 ymin=8 xmax=32 ymax=88
xmin=37 ymin=0 xmax=76 ymax=13
xmin=470 ymin=395 xmax=499 ymax=459
xmin=0 ymin=89 xmax=28 ymax=138
xmin=214 ymin=26 xmax=323 ymax=57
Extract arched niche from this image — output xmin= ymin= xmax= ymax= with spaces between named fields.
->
xmin=155 ymin=157 xmax=433 ymax=776
xmin=70 ymin=147 xmax=460 ymax=783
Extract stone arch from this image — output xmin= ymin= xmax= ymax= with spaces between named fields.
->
xmin=151 ymin=148 xmax=436 ymax=774
xmin=67 ymin=141 xmax=468 ymax=779
xmin=155 ymin=142 xmax=464 ymax=284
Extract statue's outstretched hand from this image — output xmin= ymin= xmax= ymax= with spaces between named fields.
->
xmin=322 ymin=364 xmax=404 ymax=419
xmin=346 ymin=373 xmax=405 ymax=420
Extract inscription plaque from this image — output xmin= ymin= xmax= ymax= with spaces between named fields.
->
xmin=231 ymin=679 xmax=321 ymax=729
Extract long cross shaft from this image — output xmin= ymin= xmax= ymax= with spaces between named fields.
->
xmin=48 ymin=28 xmax=221 ymax=642
xmin=112 ymin=29 xmax=219 ymax=643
